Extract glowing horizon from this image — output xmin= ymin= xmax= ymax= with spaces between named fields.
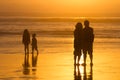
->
xmin=0 ymin=0 xmax=120 ymax=17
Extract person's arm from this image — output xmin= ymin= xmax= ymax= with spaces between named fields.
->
xmin=92 ymin=29 xmax=94 ymax=42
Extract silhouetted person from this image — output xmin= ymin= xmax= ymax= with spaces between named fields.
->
xmin=83 ymin=20 xmax=94 ymax=65
xmin=31 ymin=33 xmax=38 ymax=74
xmin=22 ymin=29 xmax=30 ymax=55
xmin=31 ymin=33 xmax=39 ymax=67
xmin=31 ymin=33 xmax=38 ymax=55
xmin=74 ymin=22 xmax=83 ymax=65
xmin=22 ymin=29 xmax=30 ymax=75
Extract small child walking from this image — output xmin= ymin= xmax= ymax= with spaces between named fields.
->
xmin=31 ymin=33 xmax=38 ymax=55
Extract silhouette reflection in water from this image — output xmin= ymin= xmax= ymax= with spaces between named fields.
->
xmin=74 ymin=65 xmax=81 ymax=80
xmin=22 ymin=52 xmax=39 ymax=75
xmin=23 ymin=53 xmax=30 ymax=75
xmin=74 ymin=64 xmax=93 ymax=80
xmin=32 ymin=52 xmax=39 ymax=74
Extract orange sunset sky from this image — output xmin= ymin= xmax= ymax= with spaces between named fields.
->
xmin=0 ymin=0 xmax=120 ymax=17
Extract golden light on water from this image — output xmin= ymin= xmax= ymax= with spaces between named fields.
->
xmin=74 ymin=64 xmax=93 ymax=80
xmin=76 ymin=53 xmax=91 ymax=65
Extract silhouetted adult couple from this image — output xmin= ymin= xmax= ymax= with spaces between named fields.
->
xmin=74 ymin=20 xmax=94 ymax=65
xmin=22 ymin=29 xmax=39 ymax=69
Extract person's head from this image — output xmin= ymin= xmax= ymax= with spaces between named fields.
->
xmin=23 ymin=29 xmax=29 ymax=35
xmin=75 ymin=22 xmax=83 ymax=30
xmin=32 ymin=33 xmax=36 ymax=38
xmin=24 ymin=29 xmax=28 ymax=32
xmin=84 ymin=20 xmax=89 ymax=27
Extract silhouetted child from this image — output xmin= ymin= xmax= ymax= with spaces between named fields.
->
xmin=31 ymin=33 xmax=38 ymax=55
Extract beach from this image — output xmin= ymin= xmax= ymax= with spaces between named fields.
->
xmin=0 ymin=49 xmax=120 ymax=80
xmin=0 ymin=17 xmax=120 ymax=80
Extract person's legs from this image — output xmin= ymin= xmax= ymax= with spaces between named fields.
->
xmin=36 ymin=49 xmax=38 ymax=55
xmin=88 ymin=44 xmax=93 ymax=64
xmin=32 ymin=47 xmax=35 ymax=67
xmin=74 ymin=50 xmax=77 ymax=65
xmin=32 ymin=47 xmax=34 ymax=55
xmin=26 ymin=45 xmax=29 ymax=59
xmin=74 ymin=55 xmax=77 ymax=65
xmin=25 ymin=44 xmax=29 ymax=54
xmin=78 ymin=49 xmax=82 ymax=64
xmin=78 ymin=55 xmax=80 ymax=64
xmin=83 ymin=49 xmax=87 ymax=65
xmin=24 ymin=44 xmax=27 ymax=54
xmin=88 ymin=50 xmax=93 ymax=64
xmin=35 ymin=47 xmax=39 ymax=55
xmin=25 ymin=44 xmax=29 ymax=55
xmin=27 ymin=45 xmax=29 ymax=54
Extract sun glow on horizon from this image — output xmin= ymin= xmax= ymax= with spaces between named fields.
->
xmin=0 ymin=0 xmax=120 ymax=17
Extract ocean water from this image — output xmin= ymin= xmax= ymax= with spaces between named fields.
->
xmin=0 ymin=17 xmax=119 ymax=54
xmin=0 ymin=17 xmax=120 ymax=80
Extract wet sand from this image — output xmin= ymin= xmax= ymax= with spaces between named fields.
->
xmin=0 ymin=50 xmax=120 ymax=80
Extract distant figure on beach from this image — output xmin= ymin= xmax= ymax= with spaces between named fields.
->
xmin=74 ymin=22 xmax=83 ymax=65
xmin=22 ymin=29 xmax=30 ymax=54
xmin=83 ymin=20 xmax=94 ymax=65
xmin=31 ymin=33 xmax=38 ymax=55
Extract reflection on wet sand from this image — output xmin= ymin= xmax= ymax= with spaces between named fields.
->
xmin=23 ymin=53 xmax=38 ymax=75
xmin=23 ymin=53 xmax=30 ymax=75
xmin=74 ymin=64 xmax=93 ymax=80
xmin=32 ymin=53 xmax=39 ymax=74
